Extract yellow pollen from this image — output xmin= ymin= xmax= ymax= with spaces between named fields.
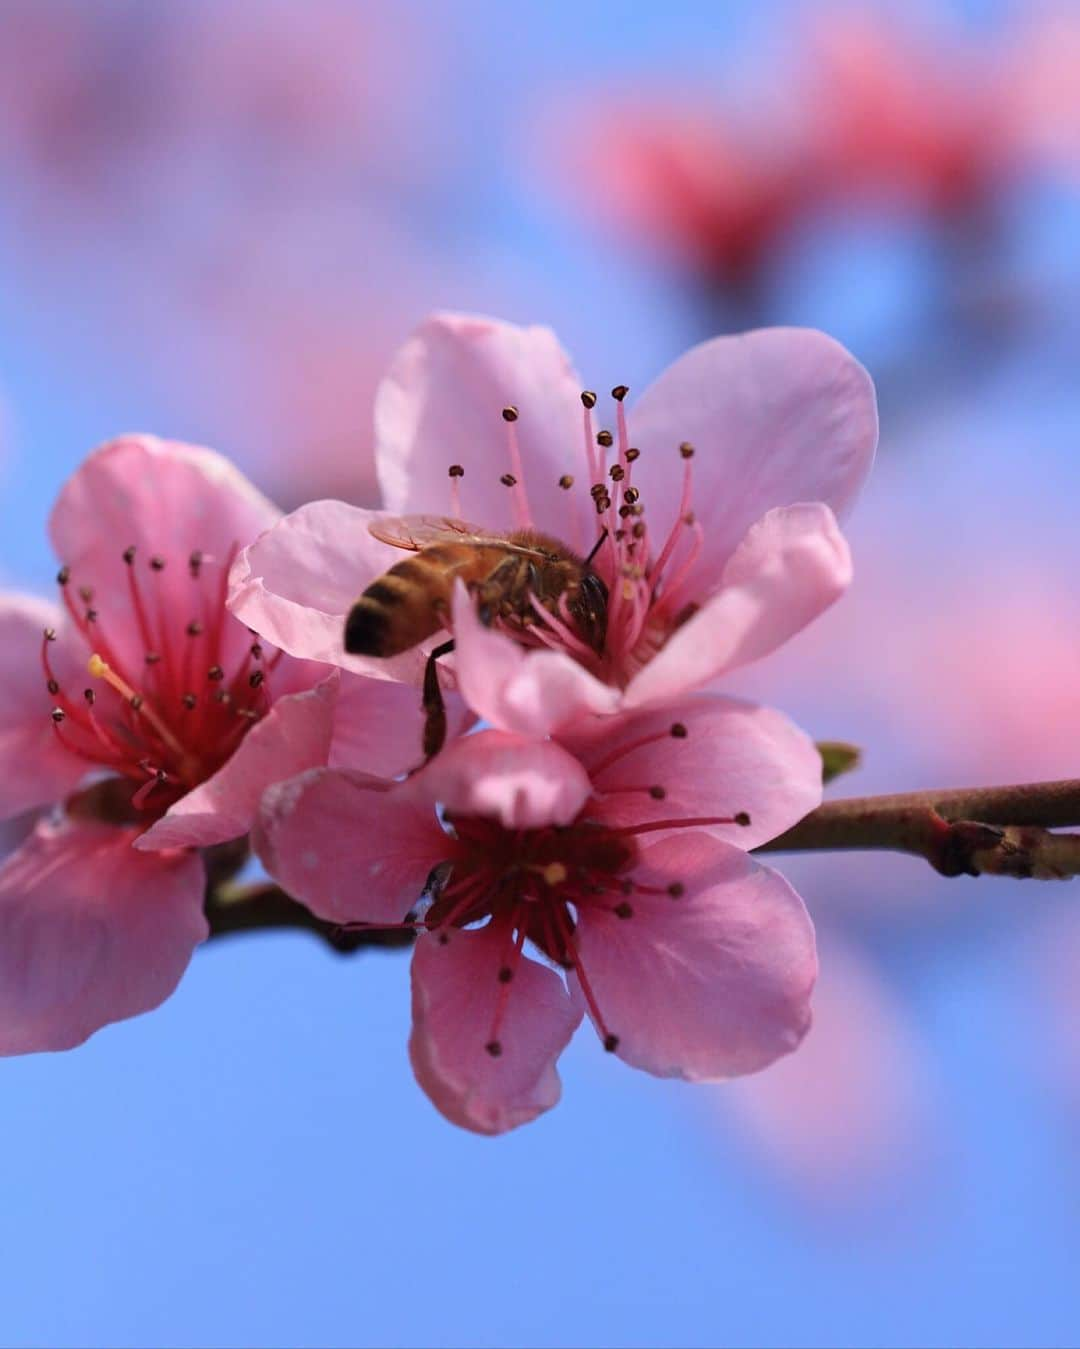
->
xmin=540 ymin=862 xmax=568 ymax=886
xmin=86 ymin=652 xmax=188 ymax=763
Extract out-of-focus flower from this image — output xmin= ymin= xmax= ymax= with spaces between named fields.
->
xmin=0 ymin=436 xmax=426 ymax=1055
xmin=257 ymin=700 xmax=822 ymax=1134
xmin=229 ymin=313 xmax=877 ymax=739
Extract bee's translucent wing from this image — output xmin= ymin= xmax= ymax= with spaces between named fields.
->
xmin=368 ymin=514 xmax=533 ymax=552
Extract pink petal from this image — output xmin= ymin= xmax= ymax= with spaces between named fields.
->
xmin=136 ymin=673 xmax=341 ymax=852
xmin=329 ymin=670 xmax=471 ymax=777
xmin=627 ymin=503 xmax=852 ymax=706
xmin=451 ymin=580 xmax=620 ymax=735
xmin=561 ymin=694 xmax=822 ymax=850
xmin=48 ymin=435 xmax=281 ymax=677
xmin=0 ymin=817 xmax=206 ymax=1055
xmin=416 ymin=729 xmax=592 ymax=830
xmin=0 ymin=596 xmax=87 ymax=817
xmin=255 ymin=769 xmax=447 ymax=925
xmin=375 ymin=312 xmax=584 ymax=536
xmin=629 ymin=327 xmax=877 ymax=592
xmin=228 ymin=498 xmax=429 ymax=681
xmin=573 ymin=833 xmax=816 ymax=1079
xmin=409 ymin=925 xmax=581 ymax=1135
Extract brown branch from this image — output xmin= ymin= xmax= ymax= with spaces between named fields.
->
xmin=757 ymin=779 xmax=1080 ymax=878
xmin=204 ymin=884 xmax=416 ymax=954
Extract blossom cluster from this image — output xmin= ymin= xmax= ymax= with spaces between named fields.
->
xmin=0 ymin=313 xmax=877 ymax=1134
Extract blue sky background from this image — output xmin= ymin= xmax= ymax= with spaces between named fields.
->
xmin=2 ymin=2 xmax=1080 ymax=1346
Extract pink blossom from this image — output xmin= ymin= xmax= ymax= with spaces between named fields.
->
xmin=229 ymin=313 xmax=876 ymax=737
xmin=256 ymin=697 xmax=822 ymax=1134
xmin=0 ymin=435 xmax=426 ymax=1054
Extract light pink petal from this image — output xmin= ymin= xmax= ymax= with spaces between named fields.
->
xmin=409 ymin=925 xmax=581 ymax=1135
xmin=136 ymin=673 xmax=341 ymax=852
xmin=573 ymin=833 xmax=816 ymax=1079
xmin=48 ymin=435 xmax=282 ymax=677
xmin=329 ymin=670 xmax=470 ymax=777
xmin=629 ymin=327 xmax=876 ymax=591
xmin=416 ymin=729 xmax=592 ymax=830
xmin=451 ymin=581 xmax=619 ymax=735
xmin=0 ymin=595 xmax=87 ymax=817
xmin=255 ymin=768 xmax=447 ymax=925
xmin=561 ymin=694 xmax=822 ymax=850
xmin=627 ymin=503 xmax=852 ymax=706
xmin=0 ymin=817 xmax=206 ymax=1055
xmin=228 ymin=499 xmax=429 ymax=681
xmin=375 ymin=312 xmax=584 ymax=536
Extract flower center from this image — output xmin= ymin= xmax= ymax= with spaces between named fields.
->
xmin=444 ymin=386 xmax=703 ymax=686
xmin=43 ymin=543 xmax=278 ymax=818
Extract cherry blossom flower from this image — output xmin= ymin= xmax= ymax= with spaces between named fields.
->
xmin=0 ymin=435 xmax=427 ymax=1056
xmin=256 ymin=695 xmax=822 ymax=1134
xmin=229 ymin=312 xmax=876 ymax=739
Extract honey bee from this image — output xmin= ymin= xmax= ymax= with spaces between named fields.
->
xmin=344 ymin=516 xmax=608 ymax=759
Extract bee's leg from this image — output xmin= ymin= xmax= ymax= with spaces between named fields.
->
xmin=421 ymin=639 xmax=455 ymax=760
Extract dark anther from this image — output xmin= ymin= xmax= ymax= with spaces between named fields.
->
xmin=437 ymin=932 xmax=450 ymax=946
xmin=145 ymin=652 xmax=161 ymax=665
xmin=603 ymin=1033 xmax=620 ymax=1053
xmin=626 ymin=447 xmax=640 ymax=462
xmin=182 ymin=693 xmax=197 ymax=710
xmin=590 ymin=482 xmax=607 ymax=499
xmin=213 ymin=689 xmax=231 ymax=704
xmin=497 ymin=966 xmax=514 ymax=984
xmin=679 ymin=442 xmax=695 ymax=459
xmin=122 ymin=545 xmax=136 ymax=565
xmin=150 ymin=555 xmax=166 ymax=571
xmin=501 ymin=405 xmax=519 ymax=422
xmin=595 ymin=497 xmax=610 ymax=515
xmin=250 ymin=642 xmax=263 ymax=660
xmin=130 ymin=694 xmax=144 ymax=711
xmin=623 ymin=487 xmax=640 ymax=505
xmin=249 ymin=670 xmax=265 ymax=688
xmin=618 ymin=505 xmax=632 ymax=519
xmin=671 ymin=722 xmax=688 ymax=738
xmin=207 ymin=665 xmax=225 ymax=681
xmin=609 ymin=464 xmax=625 ymax=482
xmin=85 ymin=608 xmax=98 ymax=624
xmin=632 ymin=522 xmax=646 ymax=539
xmin=734 ymin=811 xmax=751 ymax=827
xmin=43 ymin=626 xmax=57 ymax=642
xmin=667 ymin=882 xmax=685 ymax=898
xmin=83 ymin=688 xmax=95 ymax=705
xmin=186 ymin=620 xmax=204 ymax=637
xmin=581 ymin=390 xmax=597 ymax=409
xmin=189 ymin=550 xmax=203 ymax=577
xmin=78 ymin=585 xmax=93 ymax=604
xmin=500 ymin=473 xmax=517 ymax=487
xmin=46 ymin=678 xmax=59 ymax=695
xmin=51 ymin=707 xmax=65 ymax=724
xmin=155 ymin=768 xmax=168 ymax=783
xmin=613 ymin=901 xmax=634 ymax=919
xmin=56 ymin=566 xmax=70 ymax=586
xmin=485 ymin=1039 xmax=503 ymax=1058
xmin=649 ymin=785 xmax=666 ymax=800
xmin=614 ymin=529 xmax=625 ymax=542
xmin=611 ymin=384 xmax=629 ymax=401
xmin=559 ymin=474 xmax=574 ymax=490
xmin=448 ymin=464 xmax=465 ymax=478
xmin=597 ymin=429 xmax=614 ymax=448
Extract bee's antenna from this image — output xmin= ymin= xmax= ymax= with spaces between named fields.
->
xmin=584 ymin=529 xmax=609 ymax=567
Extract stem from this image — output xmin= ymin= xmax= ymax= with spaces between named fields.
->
xmin=757 ymin=779 xmax=1080 ymax=879
xmin=205 ymin=883 xmax=416 ymax=954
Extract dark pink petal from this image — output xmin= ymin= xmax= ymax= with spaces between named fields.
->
xmin=375 ymin=312 xmax=584 ymax=536
xmin=451 ymin=581 xmax=619 ymax=736
xmin=228 ymin=499 xmax=428 ymax=680
xmin=409 ymin=925 xmax=581 ymax=1135
xmin=627 ymin=503 xmax=852 ymax=707
xmin=48 ymin=435 xmax=282 ymax=676
xmin=0 ymin=596 xmax=87 ymax=818
xmin=572 ymin=833 xmax=816 ymax=1080
xmin=415 ymin=729 xmax=592 ymax=830
xmin=255 ymin=769 xmax=447 ymax=925
xmin=0 ymin=818 xmax=206 ymax=1055
xmin=560 ymin=694 xmax=821 ymax=849
xmin=629 ymin=327 xmax=877 ymax=592
xmin=136 ymin=673 xmax=342 ymax=852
